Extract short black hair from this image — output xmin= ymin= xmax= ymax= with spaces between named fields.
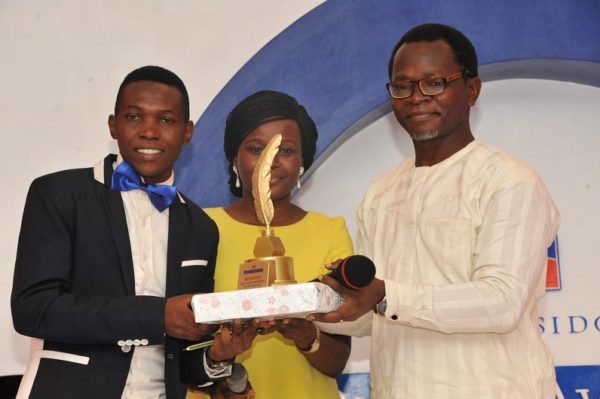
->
xmin=387 ymin=23 xmax=478 ymax=80
xmin=224 ymin=90 xmax=318 ymax=197
xmin=114 ymin=65 xmax=190 ymax=121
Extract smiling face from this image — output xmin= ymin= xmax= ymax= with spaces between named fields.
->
xmin=235 ymin=119 xmax=303 ymax=203
xmin=390 ymin=39 xmax=480 ymax=144
xmin=108 ymin=81 xmax=193 ymax=184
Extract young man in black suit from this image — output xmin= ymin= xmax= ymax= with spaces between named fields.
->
xmin=11 ymin=66 xmax=254 ymax=398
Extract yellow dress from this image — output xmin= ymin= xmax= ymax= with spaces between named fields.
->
xmin=203 ymin=208 xmax=353 ymax=399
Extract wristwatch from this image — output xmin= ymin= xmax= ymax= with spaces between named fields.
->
xmin=374 ymin=296 xmax=387 ymax=316
xmin=298 ymin=325 xmax=321 ymax=354
xmin=203 ymin=349 xmax=233 ymax=378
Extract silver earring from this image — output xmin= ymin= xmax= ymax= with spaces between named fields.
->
xmin=233 ymin=165 xmax=240 ymax=188
xmin=297 ymin=166 xmax=304 ymax=189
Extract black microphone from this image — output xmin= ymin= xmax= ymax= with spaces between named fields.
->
xmin=225 ymin=363 xmax=249 ymax=394
xmin=312 ymin=255 xmax=376 ymax=290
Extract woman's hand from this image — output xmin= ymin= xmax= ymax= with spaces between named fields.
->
xmin=272 ymin=318 xmax=317 ymax=351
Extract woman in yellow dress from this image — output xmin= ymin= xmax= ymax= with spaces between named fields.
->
xmin=202 ymin=90 xmax=353 ymax=398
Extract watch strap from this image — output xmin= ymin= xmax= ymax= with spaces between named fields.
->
xmin=374 ymin=296 xmax=387 ymax=316
xmin=298 ymin=325 xmax=321 ymax=354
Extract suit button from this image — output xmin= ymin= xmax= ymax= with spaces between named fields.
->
xmin=121 ymin=345 xmax=131 ymax=353
xmin=141 ymin=339 xmax=149 ymax=346
xmin=125 ymin=339 xmax=133 ymax=346
xmin=167 ymin=353 xmax=174 ymax=360
xmin=391 ymin=314 xmax=398 ymax=320
xmin=117 ymin=340 xmax=126 ymax=347
xmin=133 ymin=339 xmax=141 ymax=346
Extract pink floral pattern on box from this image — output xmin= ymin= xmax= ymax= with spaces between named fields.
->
xmin=191 ymin=282 xmax=342 ymax=323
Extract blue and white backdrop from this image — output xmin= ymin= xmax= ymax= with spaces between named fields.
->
xmin=2 ymin=1 xmax=599 ymax=398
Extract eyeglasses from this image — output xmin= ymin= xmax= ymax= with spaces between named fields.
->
xmin=386 ymin=72 xmax=466 ymax=99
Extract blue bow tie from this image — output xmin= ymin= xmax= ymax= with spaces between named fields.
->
xmin=111 ymin=161 xmax=177 ymax=212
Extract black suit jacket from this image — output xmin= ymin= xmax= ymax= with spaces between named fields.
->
xmin=11 ymin=154 xmax=218 ymax=398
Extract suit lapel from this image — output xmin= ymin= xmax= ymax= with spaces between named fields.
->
xmin=166 ymin=196 xmax=187 ymax=297
xmin=99 ymin=154 xmax=136 ymax=295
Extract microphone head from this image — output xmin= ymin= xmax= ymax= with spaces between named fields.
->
xmin=336 ymin=255 xmax=376 ymax=289
xmin=226 ymin=363 xmax=248 ymax=394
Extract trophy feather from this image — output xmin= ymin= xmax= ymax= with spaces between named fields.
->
xmin=252 ymin=134 xmax=282 ymax=231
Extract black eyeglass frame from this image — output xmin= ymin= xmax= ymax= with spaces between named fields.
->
xmin=386 ymin=71 xmax=470 ymax=99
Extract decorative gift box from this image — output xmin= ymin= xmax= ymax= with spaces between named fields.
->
xmin=191 ymin=282 xmax=342 ymax=324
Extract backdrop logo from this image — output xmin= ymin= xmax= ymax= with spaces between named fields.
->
xmin=546 ymin=236 xmax=561 ymax=291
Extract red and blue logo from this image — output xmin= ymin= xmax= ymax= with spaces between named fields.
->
xmin=546 ymin=236 xmax=561 ymax=290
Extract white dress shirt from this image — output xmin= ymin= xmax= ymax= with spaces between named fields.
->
xmin=116 ymin=156 xmax=171 ymax=399
xmin=358 ymin=140 xmax=559 ymax=398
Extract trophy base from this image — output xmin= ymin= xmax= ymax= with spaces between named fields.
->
xmin=238 ymin=256 xmax=296 ymax=289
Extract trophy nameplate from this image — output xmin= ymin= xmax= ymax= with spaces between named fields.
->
xmin=237 ymin=134 xmax=297 ymax=290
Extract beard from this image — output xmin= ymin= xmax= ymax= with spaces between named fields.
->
xmin=408 ymin=129 xmax=439 ymax=142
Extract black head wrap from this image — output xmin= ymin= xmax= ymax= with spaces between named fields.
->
xmin=224 ymin=90 xmax=318 ymax=197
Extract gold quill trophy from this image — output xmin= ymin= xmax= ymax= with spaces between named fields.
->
xmin=237 ymin=134 xmax=297 ymax=289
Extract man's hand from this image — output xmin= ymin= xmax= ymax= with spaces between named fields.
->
xmin=165 ymin=294 xmax=217 ymax=340
xmin=187 ymin=379 xmax=255 ymax=399
xmin=213 ymin=379 xmax=255 ymax=399
xmin=208 ymin=319 xmax=266 ymax=361
xmin=310 ymin=275 xmax=386 ymax=323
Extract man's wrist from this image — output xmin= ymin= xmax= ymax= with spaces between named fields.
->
xmin=206 ymin=346 xmax=234 ymax=364
xmin=373 ymin=279 xmax=387 ymax=316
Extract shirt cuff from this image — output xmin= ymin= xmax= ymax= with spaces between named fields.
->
xmin=203 ymin=349 xmax=233 ymax=379
xmin=382 ymin=279 xmax=431 ymax=323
